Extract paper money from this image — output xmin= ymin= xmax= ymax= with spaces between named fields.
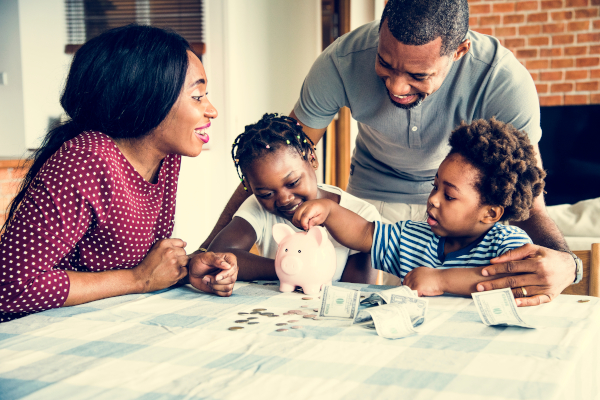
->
xmin=318 ymin=285 xmax=361 ymax=320
xmin=471 ymin=288 xmax=535 ymax=329
xmin=388 ymin=294 xmax=428 ymax=327
xmin=363 ymin=303 xmax=418 ymax=339
xmin=360 ymin=286 xmax=418 ymax=306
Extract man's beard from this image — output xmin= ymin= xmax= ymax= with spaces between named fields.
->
xmin=386 ymin=88 xmax=424 ymax=110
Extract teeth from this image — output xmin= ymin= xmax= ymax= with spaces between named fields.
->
xmin=393 ymin=94 xmax=411 ymax=99
xmin=195 ymin=128 xmax=208 ymax=135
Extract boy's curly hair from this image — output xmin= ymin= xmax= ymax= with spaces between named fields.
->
xmin=448 ymin=117 xmax=546 ymax=221
xmin=231 ymin=113 xmax=316 ymax=189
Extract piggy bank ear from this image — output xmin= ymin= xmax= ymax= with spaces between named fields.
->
xmin=273 ymin=223 xmax=296 ymax=244
xmin=306 ymin=226 xmax=327 ymax=246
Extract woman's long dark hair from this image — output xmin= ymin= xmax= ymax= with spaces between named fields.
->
xmin=1 ymin=24 xmax=191 ymax=235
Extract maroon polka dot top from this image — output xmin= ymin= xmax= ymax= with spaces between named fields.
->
xmin=0 ymin=131 xmax=181 ymax=322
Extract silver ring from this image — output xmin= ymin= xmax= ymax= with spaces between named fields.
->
xmin=521 ymin=287 xmax=528 ymax=297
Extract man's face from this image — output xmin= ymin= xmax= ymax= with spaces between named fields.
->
xmin=375 ymin=20 xmax=469 ymax=110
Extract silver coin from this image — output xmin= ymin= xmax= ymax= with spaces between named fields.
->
xmin=276 ymin=323 xmax=287 ymax=326
xmin=248 ymin=321 xmax=259 ymax=325
xmin=234 ymin=320 xmax=248 ymax=323
xmin=276 ymin=328 xmax=288 ymax=332
xmin=247 ymin=317 xmax=258 ymax=320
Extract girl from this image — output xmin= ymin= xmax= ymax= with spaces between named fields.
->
xmin=205 ymin=113 xmax=380 ymax=283
xmin=0 ymin=25 xmax=236 ymax=322
xmin=293 ymin=118 xmax=546 ymax=297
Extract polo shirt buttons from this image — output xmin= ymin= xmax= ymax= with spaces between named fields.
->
xmin=411 ymin=126 xmax=418 ymax=131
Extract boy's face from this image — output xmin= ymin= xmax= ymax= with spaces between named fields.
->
xmin=426 ymin=153 xmax=496 ymax=241
xmin=245 ymin=147 xmax=319 ymax=222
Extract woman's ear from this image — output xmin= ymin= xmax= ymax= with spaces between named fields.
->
xmin=309 ymin=150 xmax=319 ymax=170
xmin=482 ymin=205 xmax=504 ymax=224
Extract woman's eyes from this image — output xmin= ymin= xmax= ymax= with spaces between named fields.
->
xmin=192 ymin=92 xmax=208 ymax=102
xmin=287 ymin=179 xmax=300 ymax=188
xmin=445 ymin=194 xmax=454 ymax=201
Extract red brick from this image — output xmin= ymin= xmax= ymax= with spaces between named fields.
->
xmin=493 ymin=2 xmax=516 ymax=13
xmin=504 ymin=14 xmax=526 ymax=24
xmin=469 ymin=16 xmax=479 ymax=26
xmin=577 ymin=57 xmax=600 ymax=67
xmin=591 ymin=45 xmax=600 ymax=54
xmin=527 ymin=59 xmax=550 ymax=69
xmin=574 ymin=8 xmax=599 ymax=18
xmin=591 ymin=93 xmax=600 ymax=103
xmin=541 ymin=70 xmax=564 ymax=80
xmin=541 ymin=47 xmax=563 ymax=57
xmin=566 ymin=0 xmax=589 ymax=6
xmin=551 ymin=11 xmax=573 ymax=20
xmin=539 ymin=95 xmax=563 ymax=105
xmin=553 ymin=34 xmax=575 ymax=44
xmin=578 ymin=32 xmax=600 ymax=43
xmin=530 ymin=71 xmax=540 ymax=80
xmin=565 ymin=45 xmax=588 ymax=55
xmin=551 ymin=83 xmax=574 ymax=92
xmin=551 ymin=58 xmax=575 ymax=68
xmin=506 ymin=38 xmax=526 ymax=48
xmin=543 ymin=23 xmax=566 ymax=33
xmin=529 ymin=36 xmax=550 ymax=45
xmin=536 ymin=83 xmax=549 ymax=93
xmin=470 ymin=4 xmax=491 ymax=14
xmin=568 ymin=21 xmax=590 ymax=31
xmin=566 ymin=69 xmax=590 ymax=79
xmin=520 ymin=25 xmax=542 ymax=35
xmin=496 ymin=26 xmax=517 ymax=36
xmin=528 ymin=12 xmax=549 ymax=22
xmin=576 ymin=81 xmax=600 ymax=91
xmin=565 ymin=94 xmax=589 ymax=104
xmin=594 ymin=19 xmax=600 ymax=29
xmin=591 ymin=69 xmax=600 ymax=78
xmin=542 ymin=0 xmax=564 ymax=9
xmin=472 ymin=27 xmax=494 ymax=35
xmin=593 ymin=0 xmax=600 ymax=5
xmin=517 ymin=49 xmax=539 ymax=58
xmin=480 ymin=15 xmax=502 ymax=25
xmin=517 ymin=1 xmax=540 ymax=11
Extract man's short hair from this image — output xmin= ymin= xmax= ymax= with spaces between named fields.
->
xmin=380 ymin=0 xmax=469 ymax=56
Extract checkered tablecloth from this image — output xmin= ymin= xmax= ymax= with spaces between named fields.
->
xmin=1 ymin=281 xmax=599 ymax=400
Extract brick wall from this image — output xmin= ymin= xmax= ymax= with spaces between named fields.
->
xmin=469 ymin=0 xmax=600 ymax=106
xmin=0 ymin=161 xmax=28 ymax=228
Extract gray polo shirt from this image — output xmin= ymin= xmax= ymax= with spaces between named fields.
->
xmin=293 ymin=21 xmax=541 ymax=204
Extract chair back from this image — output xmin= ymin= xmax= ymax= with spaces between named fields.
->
xmin=561 ymin=243 xmax=600 ymax=297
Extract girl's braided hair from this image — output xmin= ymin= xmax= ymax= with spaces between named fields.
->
xmin=231 ymin=113 xmax=316 ymax=189
xmin=448 ymin=117 xmax=546 ymax=221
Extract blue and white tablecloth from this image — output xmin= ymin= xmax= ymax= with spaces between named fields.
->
xmin=1 ymin=281 xmax=599 ymax=400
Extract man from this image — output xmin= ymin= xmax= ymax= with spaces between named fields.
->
xmin=196 ymin=0 xmax=580 ymax=306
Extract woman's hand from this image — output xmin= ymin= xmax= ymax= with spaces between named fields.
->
xmin=292 ymin=199 xmax=334 ymax=231
xmin=132 ymin=238 xmax=189 ymax=293
xmin=188 ymin=251 xmax=238 ymax=296
xmin=403 ymin=267 xmax=445 ymax=297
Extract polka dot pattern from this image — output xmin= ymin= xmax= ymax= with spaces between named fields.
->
xmin=0 ymin=131 xmax=181 ymax=322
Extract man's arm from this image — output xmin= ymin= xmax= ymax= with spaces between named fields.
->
xmin=289 ymin=110 xmax=328 ymax=146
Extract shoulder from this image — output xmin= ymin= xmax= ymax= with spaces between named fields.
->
xmin=484 ymin=223 xmax=532 ymax=245
xmin=332 ymin=20 xmax=380 ymax=58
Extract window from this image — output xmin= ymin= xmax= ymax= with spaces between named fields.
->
xmin=64 ymin=0 xmax=204 ymax=55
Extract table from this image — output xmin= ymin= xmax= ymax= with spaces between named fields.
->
xmin=1 ymin=282 xmax=599 ymax=400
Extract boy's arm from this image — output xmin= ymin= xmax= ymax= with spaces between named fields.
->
xmin=404 ymin=266 xmax=510 ymax=297
xmin=293 ymin=199 xmax=374 ymax=253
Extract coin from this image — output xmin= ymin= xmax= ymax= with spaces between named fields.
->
xmin=238 ymin=312 xmax=249 ymax=315
xmin=578 ymin=299 xmax=591 ymax=303
xmin=302 ymin=297 xmax=313 ymax=300
xmin=248 ymin=321 xmax=259 ymax=325
xmin=303 ymin=314 xmax=316 ymax=319
xmin=313 ymin=309 xmax=319 ymax=312
xmin=247 ymin=317 xmax=258 ymax=320
xmin=253 ymin=308 xmax=267 ymax=311
xmin=276 ymin=323 xmax=287 ymax=326
xmin=360 ymin=295 xmax=366 ymax=299
xmin=276 ymin=329 xmax=288 ymax=332
xmin=288 ymin=320 xmax=298 ymax=323
xmin=289 ymin=310 xmax=303 ymax=313
xmin=235 ymin=320 xmax=248 ymax=323
xmin=228 ymin=327 xmax=244 ymax=330
xmin=291 ymin=326 xmax=303 ymax=329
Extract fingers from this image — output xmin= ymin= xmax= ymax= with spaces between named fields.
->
xmin=481 ymin=257 xmax=541 ymax=277
xmin=292 ymin=203 xmax=325 ymax=231
xmin=515 ymin=294 xmax=552 ymax=307
xmin=476 ymin=273 xmax=542 ymax=292
xmin=489 ymin=243 xmax=538 ymax=264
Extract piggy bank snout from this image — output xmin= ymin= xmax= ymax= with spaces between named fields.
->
xmin=280 ymin=256 xmax=303 ymax=276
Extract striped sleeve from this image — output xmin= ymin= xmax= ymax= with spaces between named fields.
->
xmin=496 ymin=226 xmax=533 ymax=256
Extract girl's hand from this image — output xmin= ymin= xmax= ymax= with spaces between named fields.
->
xmin=292 ymin=199 xmax=334 ymax=231
xmin=403 ymin=267 xmax=445 ymax=297
xmin=133 ymin=238 xmax=189 ymax=293
xmin=188 ymin=251 xmax=238 ymax=297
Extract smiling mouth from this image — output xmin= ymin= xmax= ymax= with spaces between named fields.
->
xmin=279 ymin=202 xmax=302 ymax=215
xmin=387 ymin=89 xmax=424 ymax=110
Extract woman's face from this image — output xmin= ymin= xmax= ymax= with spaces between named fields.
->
xmin=152 ymin=50 xmax=218 ymax=157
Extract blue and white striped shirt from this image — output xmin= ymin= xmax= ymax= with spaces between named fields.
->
xmin=371 ymin=221 xmax=532 ymax=280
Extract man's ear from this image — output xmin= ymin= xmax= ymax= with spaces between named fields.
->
xmin=453 ymin=39 xmax=471 ymax=62
xmin=482 ymin=205 xmax=504 ymax=224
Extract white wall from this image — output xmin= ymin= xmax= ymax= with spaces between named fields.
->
xmin=0 ymin=0 xmax=27 ymax=157
xmin=173 ymin=0 xmax=322 ymax=251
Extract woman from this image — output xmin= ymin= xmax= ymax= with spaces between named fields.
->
xmin=0 ymin=25 xmax=237 ymax=323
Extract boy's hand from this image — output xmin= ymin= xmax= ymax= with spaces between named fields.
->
xmin=292 ymin=199 xmax=334 ymax=231
xmin=403 ymin=267 xmax=445 ymax=297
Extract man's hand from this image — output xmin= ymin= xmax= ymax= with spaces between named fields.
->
xmin=188 ymin=251 xmax=238 ymax=297
xmin=403 ymin=267 xmax=445 ymax=297
xmin=477 ymin=244 xmax=574 ymax=307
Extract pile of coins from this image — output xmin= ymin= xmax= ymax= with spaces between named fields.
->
xmin=228 ymin=296 xmax=321 ymax=333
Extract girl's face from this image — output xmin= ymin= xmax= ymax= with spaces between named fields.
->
xmin=245 ymin=147 xmax=319 ymax=221
xmin=426 ymin=153 xmax=497 ymax=241
xmin=152 ymin=51 xmax=218 ymax=157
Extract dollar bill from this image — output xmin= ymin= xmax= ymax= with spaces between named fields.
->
xmin=318 ymin=285 xmax=361 ymax=320
xmin=471 ymin=288 xmax=535 ymax=329
xmin=388 ymin=294 xmax=428 ymax=327
xmin=364 ymin=303 xmax=418 ymax=339
xmin=360 ymin=286 xmax=418 ymax=306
